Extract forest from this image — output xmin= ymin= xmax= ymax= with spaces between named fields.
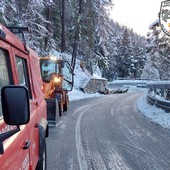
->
xmin=1 ymin=0 xmax=169 ymax=80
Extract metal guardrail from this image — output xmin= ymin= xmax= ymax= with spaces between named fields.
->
xmin=147 ymin=94 xmax=170 ymax=112
xmin=147 ymin=81 xmax=170 ymax=112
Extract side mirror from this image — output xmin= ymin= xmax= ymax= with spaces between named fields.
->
xmin=62 ymin=61 xmax=74 ymax=91
xmin=1 ymin=86 xmax=30 ymax=125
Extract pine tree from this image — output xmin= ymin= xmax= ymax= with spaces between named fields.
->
xmin=142 ymin=20 xmax=170 ymax=80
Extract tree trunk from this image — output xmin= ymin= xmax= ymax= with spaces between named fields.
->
xmin=71 ymin=0 xmax=83 ymax=72
xmin=44 ymin=4 xmax=51 ymax=52
xmin=61 ymin=0 xmax=66 ymax=52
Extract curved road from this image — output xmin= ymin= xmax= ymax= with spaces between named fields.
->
xmin=47 ymin=92 xmax=170 ymax=170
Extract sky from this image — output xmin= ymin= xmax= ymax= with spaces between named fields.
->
xmin=110 ymin=0 xmax=163 ymax=36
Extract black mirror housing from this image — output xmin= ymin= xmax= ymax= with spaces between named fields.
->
xmin=1 ymin=86 xmax=30 ymax=125
xmin=64 ymin=61 xmax=74 ymax=91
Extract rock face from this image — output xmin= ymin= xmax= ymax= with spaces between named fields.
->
xmin=82 ymin=78 xmax=108 ymax=94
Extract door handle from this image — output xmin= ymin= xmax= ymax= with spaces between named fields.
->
xmin=35 ymin=123 xmax=39 ymax=128
xmin=23 ymin=140 xmax=31 ymax=150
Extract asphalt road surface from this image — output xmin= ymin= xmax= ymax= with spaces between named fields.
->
xmin=47 ymin=92 xmax=170 ymax=170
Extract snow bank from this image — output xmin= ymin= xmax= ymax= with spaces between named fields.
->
xmin=137 ymin=91 xmax=170 ymax=129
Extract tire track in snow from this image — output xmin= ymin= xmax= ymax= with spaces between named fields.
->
xmin=105 ymin=141 xmax=130 ymax=170
xmin=75 ymin=106 xmax=90 ymax=170
xmin=75 ymin=98 xmax=113 ymax=170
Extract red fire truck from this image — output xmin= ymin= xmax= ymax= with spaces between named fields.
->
xmin=0 ymin=24 xmax=48 ymax=169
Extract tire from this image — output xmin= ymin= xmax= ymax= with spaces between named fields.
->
xmin=63 ymin=102 xmax=68 ymax=111
xmin=58 ymin=102 xmax=63 ymax=116
xmin=36 ymin=136 xmax=47 ymax=170
xmin=63 ymin=94 xmax=69 ymax=112
xmin=63 ymin=96 xmax=69 ymax=112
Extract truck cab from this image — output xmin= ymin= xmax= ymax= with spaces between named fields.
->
xmin=0 ymin=24 xmax=48 ymax=169
xmin=39 ymin=56 xmax=73 ymax=121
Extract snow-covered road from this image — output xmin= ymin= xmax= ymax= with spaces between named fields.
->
xmin=47 ymin=92 xmax=170 ymax=170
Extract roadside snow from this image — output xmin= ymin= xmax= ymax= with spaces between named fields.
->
xmin=69 ymin=89 xmax=102 ymax=101
xmin=136 ymin=89 xmax=170 ymax=129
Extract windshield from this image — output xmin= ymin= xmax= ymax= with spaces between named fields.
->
xmin=40 ymin=60 xmax=59 ymax=82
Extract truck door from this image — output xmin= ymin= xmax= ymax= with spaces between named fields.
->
xmin=12 ymin=48 xmax=39 ymax=169
xmin=0 ymin=46 xmax=30 ymax=170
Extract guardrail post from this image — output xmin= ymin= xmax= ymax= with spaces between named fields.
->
xmin=161 ymin=89 xmax=164 ymax=97
xmin=154 ymin=86 xmax=156 ymax=96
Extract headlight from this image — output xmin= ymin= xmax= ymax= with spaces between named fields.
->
xmin=54 ymin=77 xmax=61 ymax=83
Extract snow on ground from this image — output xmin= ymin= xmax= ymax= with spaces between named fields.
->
xmin=68 ymin=57 xmax=103 ymax=101
xmin=68 ymin=88 xmax=102 ymax=101
xmin=69 ymin=79 xmax=170 ymax=129
xmin=137 ymin=90 xmax=170 ymax=129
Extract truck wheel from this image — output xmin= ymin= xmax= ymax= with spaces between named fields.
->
xmin=63 ymin=103 xmax=68 ymax=111
xmin=58 ymin=102 xmax=63 ymax=116
xmin=36 ymin=137 xmax=47 ymax=170
xmin=63 ymin=99 xmax=68 ymax=111
xmin=63 ymin=94 xmax=69 ymax=112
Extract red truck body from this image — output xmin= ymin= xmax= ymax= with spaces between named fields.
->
xmin=0 ymin=24 xmax=48 ymax=169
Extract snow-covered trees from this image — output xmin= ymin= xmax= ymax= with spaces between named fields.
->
xmin=0 ymin=0 xmax=146 ymax=80
xmin=141 ymin=20 xmax=170 ymax=80
xmin=0 ymin=0 xmax=54 ymax=54
xmin=107 ymin=26 xmax=146 ymax=80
